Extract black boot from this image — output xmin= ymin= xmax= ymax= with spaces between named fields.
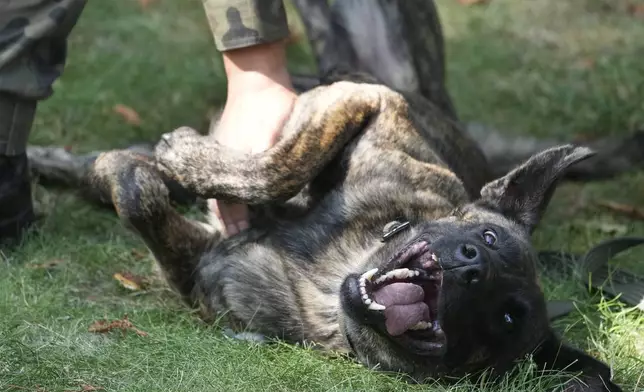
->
xmin=0 ymin=153 xmax=35 ymax=245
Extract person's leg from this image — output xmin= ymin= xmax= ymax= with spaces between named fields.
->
xmin=202 ymin=0 xmax=297 ymax=236
xmin=0 ymin=0 xmax=87 ymax=243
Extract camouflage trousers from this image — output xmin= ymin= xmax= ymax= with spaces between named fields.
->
xmin=0 ymin=0 xmax=289 ymax=156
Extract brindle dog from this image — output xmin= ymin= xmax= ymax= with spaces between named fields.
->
xmin=87 ymin=73 xmax=620 ymax=391
xmin=76 ymin=1 xmax=620 ymax=390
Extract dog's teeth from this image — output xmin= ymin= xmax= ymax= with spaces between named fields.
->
xmin=423 ymin=253 xmax=439 ymax=269
xmin=359 ymin=278 xmax=366 ymax=288
xmin=409 ymin=321 xmax=431 ymax=330
xmin=374 ymin=268 xmax=418 ymax=285
xmin=374 ymin=275 xmax=387 ymax=285
xmin=365 ymin=298 xmax=372 ymax=305
xmin=360 ymin=287 xmax=367 ymax=296
xmin=381 ymin=271 xmax=396 ymax=282
xmin=395 ymin=268 xmax=414 ymax=279
xmin=368 ymin=302 xmax=386 ymax=311
xmin=361 ymin=268 xmax=378 ymax=281
xmin=394 ymin=269 xmax=406 ymax=279
xmin=362 ymin=294 xmax=369 ymax=301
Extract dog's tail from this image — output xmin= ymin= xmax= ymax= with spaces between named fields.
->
xmin=88 ymin=151 xmax=217 ymax=301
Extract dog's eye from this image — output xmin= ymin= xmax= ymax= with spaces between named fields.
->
xmin=381 ymin=219 xmax=410 ymax=242
xmin=482 ymin=229 xmax=497 ymax=246
xmin=504 ymin=313 xmax=513 ymax=325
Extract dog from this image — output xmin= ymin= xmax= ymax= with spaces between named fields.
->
xmin=85 ymin=69 xmax=621 ymax=392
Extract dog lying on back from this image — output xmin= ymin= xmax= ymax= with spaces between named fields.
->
xmin=88 ymin=74 xmax=620 ymax=391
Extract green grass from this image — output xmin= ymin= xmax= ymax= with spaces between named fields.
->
xmin=2 ymin=0 xmax=644 ymax=390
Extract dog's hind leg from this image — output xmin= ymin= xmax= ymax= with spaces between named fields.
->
xmin=155 ymin=82 xmax=399 ymax=204
xmin=293 ymin=0 xmax=455 ymax=119
xmin=26 ymin=144 xmax=198 ymax=208
xmin=326 ymin=0 xmax=457 ymax=119
xmin=89 ymin=150 xmax=218 ymax=301
xmin=290 ymin=0 xmax=360 ymax=78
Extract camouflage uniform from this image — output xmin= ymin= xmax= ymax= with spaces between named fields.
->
xmin=203 ymin=0 xmax=289 ymax=52
xmin=0 ymin=0 xmax=290 ymax=156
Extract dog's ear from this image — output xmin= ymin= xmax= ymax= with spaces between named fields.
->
xmin=480 ymin=145 xmax=595 ymax=232
xmin=532 ymin=329 xmax=621 ymax=392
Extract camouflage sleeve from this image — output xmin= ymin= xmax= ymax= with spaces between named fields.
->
xmin=202 ymin=0 xmax=290 ymax=51
xmin=0 ymin=0 xmax=87 ymax=155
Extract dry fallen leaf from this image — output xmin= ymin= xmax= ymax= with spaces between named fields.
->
xmin=597 ymin=200 xmax=644 ymax=220
xmin=64 ymin=384 xmax=104 ymax=392
xmin=458 ymin=0 xmax=490 ymax=5
xmin=112 ymin=104 xmax=142 ymax=126
xmin=7 ymin=386 xmax=48 ymax=392
xmin=575 ymin=57 xmax=596 ymax=70
xmin=138 ymin=0 xmax=157 ymax=9
xmin=88 ymin=314 xmax=148 ymax=337
xmin=81 ymin=386 xmax=104 ymax=392
xmin=27 ymin=258 xmax=64 ymax=269
xmin=113 ymin=272 xmax=148 ymax=291
xmin=628 ymin=3 xmax=644 ymax=18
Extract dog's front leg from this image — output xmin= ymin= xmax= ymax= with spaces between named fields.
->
xmin=155 ymin=82 xmax=405 ymax=205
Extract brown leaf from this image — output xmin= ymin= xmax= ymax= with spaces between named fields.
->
xmin=6 ymin=386 xmax=31 ymax=391
xmin=597 ymin=200 xmax=644 ymax=220
xmin=575 ymin=57 xmax=596 ymax=70
xmin=80 ymin=386 xmax=104 ymax=392
xmin=7 ymin=386 xmax=48 ymax=392
xmin=112 ymin=104 xmax=142 ymax=126
xmin=458 ymin=0 xmax=490 ymax=5
xmin=27 ymin=258 xmax=64 ymax=269
xmin=628 ymin=3 xmax=644 ymax=18
xmin=64 ymin=384 xmax=105 ymax=392
xmin=113 ymin=272 xmax=148 ymax=291
xmin=138 ymin=0 xmax=157 ymax=9
xmin=88 ymin=314 xmax=148 ymax=337
xmin=87 ymin=319 xmax=109 ymax=333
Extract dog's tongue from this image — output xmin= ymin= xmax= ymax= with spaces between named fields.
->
xmin=373 ymin=283 xmax=430 ymax=336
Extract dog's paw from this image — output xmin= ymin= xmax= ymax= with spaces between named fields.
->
xmin=155 ymin=127 xmax=206 ymax=181
xmin=156 ymin=127 xmax=201 ymax=158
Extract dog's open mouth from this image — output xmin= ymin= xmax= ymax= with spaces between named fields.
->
xmin=359 ymin=240 xmax=444 ymax=339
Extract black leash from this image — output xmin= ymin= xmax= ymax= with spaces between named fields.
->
xmin=540 ymin=237 xmax=644 ymax=320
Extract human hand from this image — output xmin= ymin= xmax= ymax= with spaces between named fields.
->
xmin=210 ymin=55 xmax=296 ymax=236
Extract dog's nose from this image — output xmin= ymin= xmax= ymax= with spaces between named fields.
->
xmin=454 ymin=244 xmax=483 ymax=284
xmin=455 ymin=243 xmax=479 ymax=262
